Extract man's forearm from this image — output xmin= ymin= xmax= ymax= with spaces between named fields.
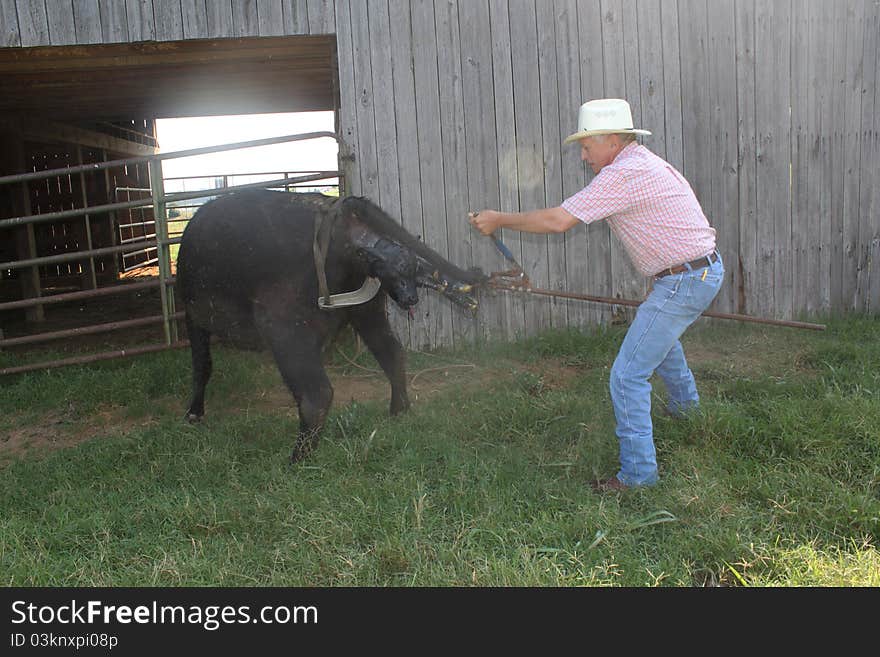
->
xmin=496 ymin=207 xmax=579 ymax=234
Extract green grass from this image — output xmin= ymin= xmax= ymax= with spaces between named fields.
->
xmin=1 ymin=317 xmax=878 ymax=586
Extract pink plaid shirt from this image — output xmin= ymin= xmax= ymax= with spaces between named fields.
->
xmin=561 ymin=142 xmax=716 ymax=276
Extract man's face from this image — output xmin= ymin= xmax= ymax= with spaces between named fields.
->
xmin=579 ymin=135 xmax=623 ymax=174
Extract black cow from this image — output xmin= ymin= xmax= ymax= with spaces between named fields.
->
xmin=176 ymin=189 xmax=483 ymax=463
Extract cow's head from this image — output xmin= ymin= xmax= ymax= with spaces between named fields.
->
xmin=340 ymin=197 xmax=482 ymax=313
xmin=357 ymin=235 xmax=421 ymax=309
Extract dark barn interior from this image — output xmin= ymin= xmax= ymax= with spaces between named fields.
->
xmin=0 ymin=35 xmax=336 ymax=351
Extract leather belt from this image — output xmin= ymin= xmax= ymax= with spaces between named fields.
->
xmin=654 ymin=251 xmax=718 ymax=279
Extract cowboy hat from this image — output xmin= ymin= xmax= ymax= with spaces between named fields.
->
xmin=563 ymin=98 xmax=651 ymax=144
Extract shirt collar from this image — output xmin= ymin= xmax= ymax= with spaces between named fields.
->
xmin=614 ymin=140 xmax=640 ymax=162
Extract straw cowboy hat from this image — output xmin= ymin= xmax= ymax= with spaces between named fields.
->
xmin=563 ymin=98 xmax=651 ymax=144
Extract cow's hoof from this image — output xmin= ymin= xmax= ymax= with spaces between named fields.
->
xmin=390 ymin=402 xmax=411 ymax=416
xmin=289 ymin=446 xmax=312 ymax=465
xmin=184 ymin=412 xmax=203 ymax=423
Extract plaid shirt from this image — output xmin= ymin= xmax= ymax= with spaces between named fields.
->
xmin=561 ymin=142 xmax=716 ymax=276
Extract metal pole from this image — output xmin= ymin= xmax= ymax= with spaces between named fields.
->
xmin=0 ymin=278 xmax=165 ymax=311
xmin=490 ymin=284 xmax=827 ymax=331
xmin=0 ymin=172 xmax=340 ymax=230
xmin=0 ymin=341 xmax=191 ymax=377
xmin=0 ymin=131 xmax=339 ymax=186
xmin=149 ymin=158 xmax=177 ymax=344
xmin=101 ymin=149 xmax=122 ymax=281
xmin=0 ymin=312 xmax=183 ymax=348
xmin=0 ymin=239 xmax=158 ymax=271
xmin=76 ymin=146 xmax=98 ymax=290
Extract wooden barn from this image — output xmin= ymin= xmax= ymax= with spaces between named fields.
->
xmin=1 ymin=0 xmax=878 ymax=362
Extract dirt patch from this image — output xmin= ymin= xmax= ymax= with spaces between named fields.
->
xmin=518 ymin=360 xmax=583 ymax=390
xmin=0 ymin=404 xmax=149 ymax=465
xmin=683 ymin=328 xmax=813 ymax=380
xmin=1 ymin=355 xmax=586 ymax=465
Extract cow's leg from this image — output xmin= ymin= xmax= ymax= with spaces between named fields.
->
xmin=185 ymin=314 xmax=212 ymax=421
xmin=255 ymin=311 xmax=334 ymax=463
xmin=349 ymin=297 xmax=410 ymax=416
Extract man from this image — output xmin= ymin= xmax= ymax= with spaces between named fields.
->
xmin=469 ymin=98 xmax=723 ymax=491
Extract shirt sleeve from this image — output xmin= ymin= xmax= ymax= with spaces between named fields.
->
xmin=561 ymin=167 xmax=632 ymax=225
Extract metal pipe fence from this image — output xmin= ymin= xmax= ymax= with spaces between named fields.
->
xmin=0 ymin=131 xmax=340 ymax=375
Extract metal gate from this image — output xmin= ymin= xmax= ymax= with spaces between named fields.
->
xmin=0 ymin=131 xmax=340 ymax=376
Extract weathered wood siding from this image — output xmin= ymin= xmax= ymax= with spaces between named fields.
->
xmin=2 ymin=0 xmax=879 ymax=348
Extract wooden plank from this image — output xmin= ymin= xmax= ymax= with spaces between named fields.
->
xmin=536 ymin=1 xmax=568 ymax=331
xmin=755 ymin=0 xmax=791 ymax=319
xmin=73 ymin=0 xmax=102 ymax=44
xmin=621 ymin=0 xmax=643 ymax=134
xmin=489 ymin=0 xmax=524 ymax=340
xmin=813 ymin=0 xmax=835 ymax=316
xmin=125 ymin=0 xmax=156 ymax=41
xmin=206 ymin=0 xmax=235 ymax=37
xmin=181 ymin=0 xmax=209 ymax=39
xmin=282 ymin=0 xmax=309 ymax=35
xmin=660 ymin=0 xmax=684 ymax=173
xmin=577 ymin=0 xmax=611 ymax=327
xmin=735 ymin=0 xmax=758 ymax=316
xmin=509 ymin=0 xmax=550 ymax=337
xmin=153 ymin=0 xmax=184 ymax=41
xmin=678 ymin=0 xmax=712 ymax=236
xmin=15 ymin=0 xmax=49 ymax=46
xmin=863 ymin=0 xmax=880 ymax=313
xmin=333 ymin=0 xmax=359 ymax=194
xmin=47 ymin=0 xmax=77 ymax=45
xmin=600 ymin=0 xmax=640 ymax=325
xmin=7 ymin=115 xmax=157 ymax=154
xmin=307 ymin=0 xmax=334 ymax=34
xmin=789 ymin=0 xmax=809 ymax=316
xmin=411 ymin=0 xmax=453 ymax=348
xmin=348 ymin=0 xmax=379 ymax=199
xmin=636 ymin=0 xmax=665 ymax=158
xmin=367 ymin=0 xmax=409 ymax=343
xmin=706 ymin=0 xmax=738 ymax=314
xmin=828 ymin=0 xmax=847 ymax=314
xmin=435 ymin=0 xmax=476 ymax=347
xmin=1 ymin=0 xmax=21 ymax=47
xmin=257 ymin=0 xmax=283 ymax=36
xmin=840 ymin=0 xmax=866 ymax=312
xmin=0 ymin=36 xmax=334 ymax=71
xmin=793 ymin=0 xmax=834 ymax=318
xmin=620 ymin=0 xmax=648 ymax=306
xmin=553 ymin=0 xmax=588 ymax=329
xmin=232 ymin=0 xmax=259 ymax=37
xmin=99 ymin=0 xmax=130 ymax=42
xmin=387 ymin=0 xmax=421 ymax=349
xmin=458 ymin=0 xmax=502 ymax=341
xmin=800 ymin=0 xmax=823 ymax=316
xmin=367 ymin=0 xmax=401 ymax=219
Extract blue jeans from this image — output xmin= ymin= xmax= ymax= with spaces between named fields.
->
xmin=609 ymin=252 xmax=724 ymax=487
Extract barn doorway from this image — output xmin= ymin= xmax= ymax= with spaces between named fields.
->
xmin=0 ymin=35 xmax=339 ymax=373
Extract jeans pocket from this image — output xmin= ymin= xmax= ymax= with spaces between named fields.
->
xmin=688 ymin=269 xmax=724 ymax=308
xmin=654 ymin=273 xmax=685 ymax=297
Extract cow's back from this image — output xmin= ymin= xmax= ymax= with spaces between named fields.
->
xmin=177 ymin=190 xmax=327 ymax=340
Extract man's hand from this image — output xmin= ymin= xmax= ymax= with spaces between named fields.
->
xmin=470 ymin=207 xmax=578 ymax=235
xmin=468 ymin=210 xmax=501 ymax=236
